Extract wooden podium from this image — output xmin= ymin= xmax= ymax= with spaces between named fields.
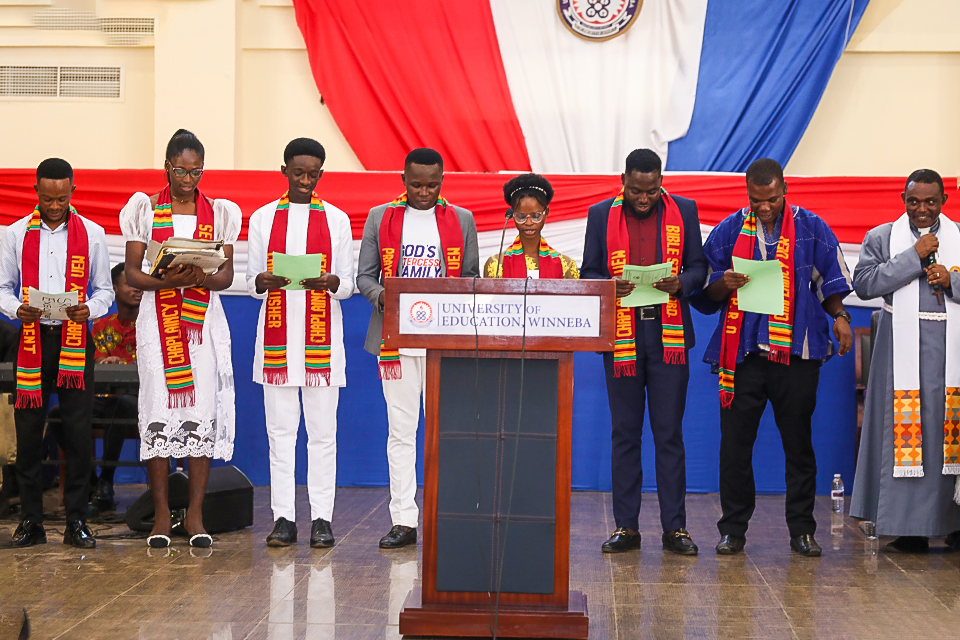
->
xmin=383 ymin=277 xmax=615 ymax=639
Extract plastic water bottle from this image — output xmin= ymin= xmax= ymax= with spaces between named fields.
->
xmin=831 ymin=474 xmax=844 ymax=513
xmin=831 ymin=511 xmax=844 ymax=550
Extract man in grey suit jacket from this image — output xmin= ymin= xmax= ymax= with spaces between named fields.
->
xmin=356 ymin=148 xmax=479 ymax=549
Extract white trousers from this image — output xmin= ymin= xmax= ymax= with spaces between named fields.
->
xmin=263 ymin=384 xmax=339 ymax=522
xmin=381 ymin=354 xmax=426 ymax=528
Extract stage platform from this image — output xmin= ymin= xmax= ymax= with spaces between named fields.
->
xmin=0 ymin=487 xmax=958 ymax=639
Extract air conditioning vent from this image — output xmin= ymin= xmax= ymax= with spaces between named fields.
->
xmin=0 ymin=66 xmax=58 ymax=97
xmin=98 ymin=17 xmax=154 ymax=35
xmin=0 ymin=66 xmax=122 ymax=99
xmin=32 ymin=10 xmax=154 ymax=45
xmin=32 ymin=9 xmax=98 ymax=31
xmin=59 ymin=67 xmax=121 ymax=98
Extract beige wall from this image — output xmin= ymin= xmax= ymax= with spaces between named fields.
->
xmin=786 ymin=0 xmax=960 ymax=177
xmin=0 ymin=0 xmax=361 ymax=170
xmin=0 ymin=0 xmax=956 ymax=176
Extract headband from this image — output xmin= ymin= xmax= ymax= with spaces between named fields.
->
xmin=509 ymin=185 xmax=547 ymax=200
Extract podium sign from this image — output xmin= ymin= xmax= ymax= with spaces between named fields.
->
xmin=386 ymin=277 xmax=615 ymax=639
xmin=383 ymin=278 xmax=615 ymax=352
xmin=398 ymin=292 xmax=601 ymax=338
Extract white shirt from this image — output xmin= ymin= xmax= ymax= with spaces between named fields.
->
xmin=0 ymin=212 xmax=114 ymax=325
xmin=246 ymin=199 xmax=355 ymax=387
xmin=398 ymin=205 xmax=442 ymax=356
xmin=400 ymin=205 xmax=443 ymax=278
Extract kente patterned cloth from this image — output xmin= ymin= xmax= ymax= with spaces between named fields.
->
xmin=889 ymin=212 xmax=960 ymax=478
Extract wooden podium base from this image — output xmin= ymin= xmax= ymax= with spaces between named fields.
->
xmin=398 ymin=588 xmax=589 ymax=639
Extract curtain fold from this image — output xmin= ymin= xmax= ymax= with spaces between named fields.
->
xmin=667 ymin=0 xmax=871 ymax=171
xmin=291 ymin=0 xmax=530 ymax=173
xmin=489 ymin=0 xmax=708 ymax=173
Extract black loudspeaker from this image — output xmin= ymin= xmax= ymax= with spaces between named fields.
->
xmin=126 ymin=465 xmax=254 ymax=533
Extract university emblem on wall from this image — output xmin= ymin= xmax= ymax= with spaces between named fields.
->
xmin=557 ymin=0 xmax=643 ymax=41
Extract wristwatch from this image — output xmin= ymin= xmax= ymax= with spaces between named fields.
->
xmin=832 ymin=310 xmax=852 ymax=323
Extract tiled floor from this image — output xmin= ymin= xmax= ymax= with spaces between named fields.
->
xmin=0 ymin=487 xmax=958 ymax=639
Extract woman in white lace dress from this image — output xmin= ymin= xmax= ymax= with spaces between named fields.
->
xmin=121 ymin=129 xmax=239 ymax=548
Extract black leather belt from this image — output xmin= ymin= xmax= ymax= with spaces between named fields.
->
xmin=637 ymin=306 xmax=661 ymax=321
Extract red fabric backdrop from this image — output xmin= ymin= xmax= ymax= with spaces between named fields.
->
xmin=1 ymin=169 xmax=956 ymax=245
xmin=291 ymin=0 xmax=531 ymax=173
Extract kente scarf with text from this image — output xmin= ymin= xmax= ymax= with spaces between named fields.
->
xmin=152 ymin=186 xmax=214 ymax=408
xmin=263 ymin=192 xmax=333 ymax=386
xmin=16 ymin=206 xmax=90 ymax=408
xmin=606 ymin=189 xmax=686 ymax=376
xmin=377 ymin=193 xmax=462 ymax=379
xmin=718 ymin=205 xmax=796 ymax=408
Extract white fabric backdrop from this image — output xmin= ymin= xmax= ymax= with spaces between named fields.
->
xmin=489 ymin=0 xmax=709 ymax=173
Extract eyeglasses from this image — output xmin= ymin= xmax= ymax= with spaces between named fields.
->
xmin=513 ymin=210 xmax=546 ymax=223
xmin=170 ymin=167 xmax=203 ymax=179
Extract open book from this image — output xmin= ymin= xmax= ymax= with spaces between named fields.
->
xmin=147 ymin=237 xmax=226 ymax=277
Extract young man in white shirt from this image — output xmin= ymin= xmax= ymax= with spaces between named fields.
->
xmin=0 ymin=158 xmax=114 ymax=548
xmin=247 ymin=138 xmax=355 ymax=548
xmin=356 ymin=148 xmax=479 ymax=548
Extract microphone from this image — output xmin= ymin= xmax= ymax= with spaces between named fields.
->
xmin=496 ymin=209 xmax=514 ymax=278
xmin=919 ymin=227 xmax=943 ymax=305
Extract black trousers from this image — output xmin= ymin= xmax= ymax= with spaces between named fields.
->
xmin=14 ymin=325 xmax=95 ymax=523
xmin=603 ymin=316 xmax=689 ymax=533
xmin=47 ymin=395 xmax=136 ymax=484
xmin=718 ymin=353 xmax=821 ymax=538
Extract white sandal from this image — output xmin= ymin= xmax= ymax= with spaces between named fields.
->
xmin=188 ymin=533 xmax=213 ymax=548
xmin=147 ymin=534 xmax=171 ymax=548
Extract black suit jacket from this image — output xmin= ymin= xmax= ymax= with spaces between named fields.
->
xmin=580 ymin=194 xmax=707 ymax=349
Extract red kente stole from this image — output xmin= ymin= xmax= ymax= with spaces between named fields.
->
xmin=718 ymin=205 xmax=796 ymax=408
xmin=152 ymin=186 xmax=214 ymax=408
xmin=378 ymin=193 xmax=462 ymax=379
xmin=500 ymin=236 xmax=564 ymax=278
xmin=16 ymin=206 xmax=90 ymax=408
xmin=606 ymin=189 xmax=686 ymax=377
xmin=263 ymin=191 xmax=333 ymax=386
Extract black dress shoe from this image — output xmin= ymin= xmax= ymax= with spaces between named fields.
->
xmin=885 ymin=536 xmax=929 ymax=553
xmin=715 ymin=534 xmax=746 ymax=555
xmin=601 ymin=528 xmax=641 ymax=553
xmin=92 ymin=478 xmax=116 ymax=512
xmin=945 ymin=531 xmax=960 ymax=552
xmin=266 ymin=517 xmax=297 ymax=547
xmin=379 ymin=525 xmax=416 ymax=549
xmin=790 ymin=534 xmax=822 ymax=557
xmin=63 ymin=520 xmax=96 ymax=549
xmin=662 ymin=528 xmax=699 ymax=555
xmin=310 ymin=519 xmax=334 ymax=548
xmin=11 ymin=520 xmax=46 ymax=548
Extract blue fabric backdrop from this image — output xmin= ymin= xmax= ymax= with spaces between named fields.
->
xmin=667 ymin=0 xmax=870 ymax=172
xmin=110 ymin=297 xmax=871 ymax=497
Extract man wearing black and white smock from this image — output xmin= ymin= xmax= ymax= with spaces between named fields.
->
xmin=247 ymin=139 xmax=355 ymax=548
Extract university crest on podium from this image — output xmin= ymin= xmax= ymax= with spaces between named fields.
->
xmin=557 ymin=0 xmax=643 ymax=42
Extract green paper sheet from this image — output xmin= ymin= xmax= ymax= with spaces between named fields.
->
xmin=271 ymin=252 xmax=326 ymax=291
xmin=619 ymin=263 xmax=673 ymax=308
xmin=731 ymin=257 xmax=785 ymax=316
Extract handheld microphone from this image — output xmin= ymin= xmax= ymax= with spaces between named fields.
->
xmin=919 ymin=227 xmax=943 ymax=304
xmin=495 ymin=209 xmax=514 ymax=278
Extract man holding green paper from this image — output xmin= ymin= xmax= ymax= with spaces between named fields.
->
xmin=696 ymin=158 xmax=853 ymax=557
xmin=581 ymin=149 xmax=708 ymax=556
xmin=246 ymin=138 xmax=356 ymax=549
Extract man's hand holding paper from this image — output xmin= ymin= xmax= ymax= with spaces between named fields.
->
xmin=730 ymin=257 xmax=785 ymax=316
xmin=619 ymin=263 xmax=674 ymax=307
